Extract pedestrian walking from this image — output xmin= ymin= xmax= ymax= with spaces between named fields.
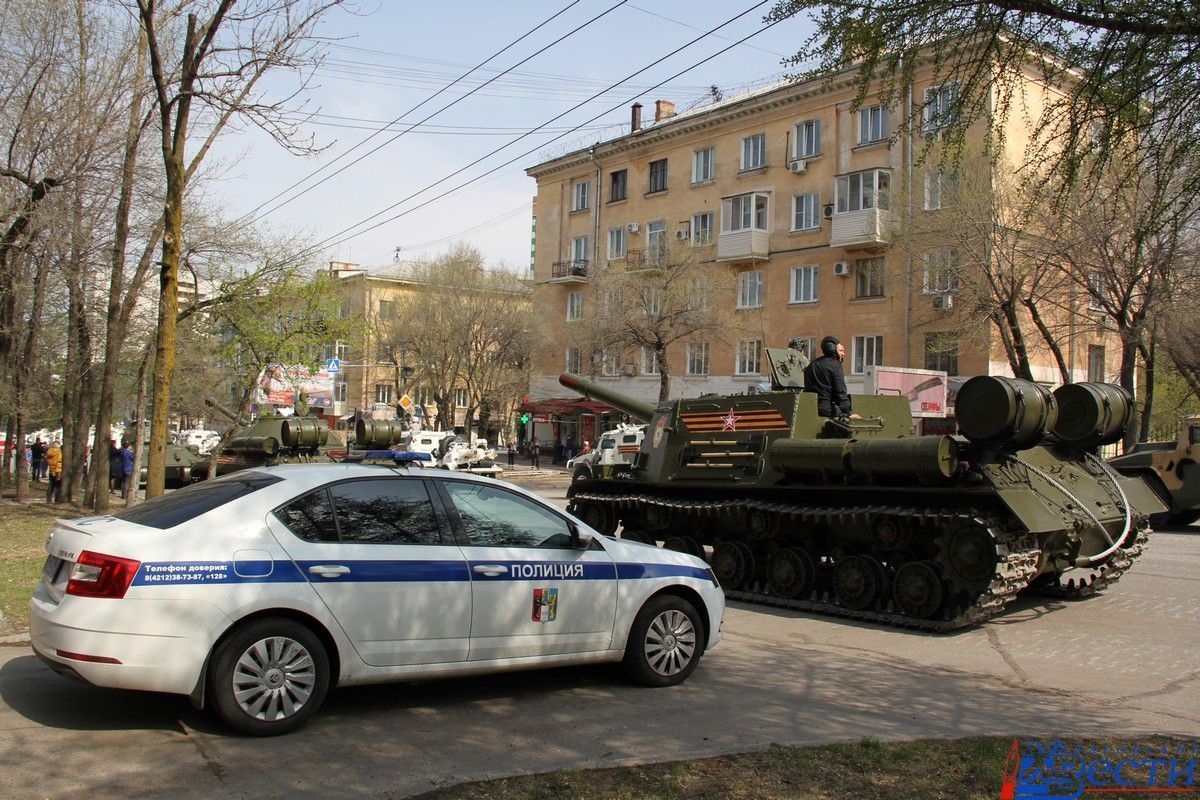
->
xmin=108 ymin=440 xmax=122 ymax=493
xmin=530 ymin=437 xmax=540 ymax=469
xmin=30 ymin=438 xmax=46 ymax=483
xmin=507 ymin=441 xmax=516 ymax=467
xmin=120 ymin=442 xmax=134 ymax=499
xmin=45 ymin=439 xmax=63 ymax=503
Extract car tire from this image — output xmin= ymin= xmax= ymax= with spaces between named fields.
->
xmin=622 ymin=595 xmax=705 ymax=688
xmin=209 ymin=618 xmax=330 ymax=736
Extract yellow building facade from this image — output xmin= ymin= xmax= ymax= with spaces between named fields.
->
xmin=524 ymin=65 xmax=1119 ymax=409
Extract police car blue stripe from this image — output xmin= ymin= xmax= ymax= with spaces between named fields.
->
xmin=616 ymin=562 xmax=713 ymax=581
xmin=471 ymin=560 xmax=616 ymax=581
xmin=298 ymin=560 xmax=468 ymax=583
xmin=133 ymin=561 xmax=305 ymax=586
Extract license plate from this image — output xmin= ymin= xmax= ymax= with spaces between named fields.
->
xmin=42 ymin=555 xmax=63 ymax=584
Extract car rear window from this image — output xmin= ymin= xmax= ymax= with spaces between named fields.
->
xmin=113 ymin=472 xmax=283 ymax=529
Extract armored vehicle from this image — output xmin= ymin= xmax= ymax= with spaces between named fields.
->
xmin=126 ymin=432 xmax=205 ymax=488
xmin=198 ymin=398 xmax=335 ymax=476
xmin=567 ymin=423 xmax=645 ymax=481
xmin=560 ymin=348 xmax=1165 ymax=631
xmin=1109 ymin=414 xmax=1200 ymax=525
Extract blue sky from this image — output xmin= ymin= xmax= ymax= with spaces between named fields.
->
xmin=210 ymin=1 xmax=815 ymax=271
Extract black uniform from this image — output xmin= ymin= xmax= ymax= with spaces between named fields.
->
xmin=803 ymin=355 xmax=852 ymax=417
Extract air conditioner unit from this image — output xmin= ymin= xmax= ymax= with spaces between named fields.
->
xmin=789 ymin=159 xmax=807 ymax=174
xmin=626 ymin=223 xmax=640 ymax=234
xmin=675 ymin=229 xmax=690 ymax=240
xmin=824 ymin=203 xmax=835 ymax=219
xmin=833 ymin=261 xmax=851 ymax=277
xmin=933 ymin=294 xmax=954 ymax=310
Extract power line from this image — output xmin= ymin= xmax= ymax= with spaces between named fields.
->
xmin=298 ymin=1 xmax=778 ymax=260
xmin=238 ymin=0 xmax=629 ymax=229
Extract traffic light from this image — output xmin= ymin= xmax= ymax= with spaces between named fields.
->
xmin=520 ymin=413 xmax=530 ymax=424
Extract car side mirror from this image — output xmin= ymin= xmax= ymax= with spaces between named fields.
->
xmin=569 ymin=522 xmax=593 ymax=549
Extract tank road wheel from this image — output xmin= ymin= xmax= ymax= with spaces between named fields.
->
xmin=744 ymin=508 xmax=777 ymax=541
xmin=892 ymin=560 xmax=946 ymax=620
xmin=620 ymin=528 xmax=654 ymax=545
xmin=872 ymin=517 xmax=911 ymax=551
xmin=940 ymin=522 xmax=998 ymax=589
xmin=710 ymin=541 xmax=754 ymax=589
xmin=663 ymin=536 xmax=704 ymax=560
xmin=832 ymin=555 xmax=886 ymax=610
xmin=573 ymin=501 xmax=617 ymax=536
xmin=642 ymin=504 xmax=672 ymax=534
xmin=768 ymin=547 xmax=815 ymax=599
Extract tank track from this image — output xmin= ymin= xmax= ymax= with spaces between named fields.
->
xmin=1028 ymin=522 xmax=1150 ymax=600
xmin=571 ymin=491 xmax=1042 ymax=632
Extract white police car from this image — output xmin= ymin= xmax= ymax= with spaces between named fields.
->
xmin=30 ymin=464 xmax=723 ymax=735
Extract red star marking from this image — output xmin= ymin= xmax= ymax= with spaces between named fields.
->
xmin=720 ymin=410 xmax=740 ymax=431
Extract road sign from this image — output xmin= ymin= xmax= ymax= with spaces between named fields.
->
xmin=326 ymin=358 xmax=341 ymax=373
xmin=398 ymin=393 xmax=414 ymax=414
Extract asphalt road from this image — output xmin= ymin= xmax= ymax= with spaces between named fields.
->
xmin=1 ymin=480 xmax=1196 ymax=799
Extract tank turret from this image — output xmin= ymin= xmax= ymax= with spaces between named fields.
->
xmin=559 ymin=354 xmax=1166 ymax=632
xmin=196 ymin=401 xmax=334 ymax=478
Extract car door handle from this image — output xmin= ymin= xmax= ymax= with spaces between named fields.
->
xmin=308 ymin=564 xmax=351 ymax=578
xmin=473 ymin=564 xmax=509 ymax=576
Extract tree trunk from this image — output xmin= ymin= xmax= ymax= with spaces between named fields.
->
xmin=1021 ymin=298 xmax=1071 ymax=384
xmin=1119 ymin=332 xmax=1140 ymax=450
xmin=0 ymin=415 xmax=11 ymax=496
xmin=13 ymin=254 xmax=50 ymax=501
xmin=657 ymin=345 xmax=671 ymax=402
xmin=127 ymin=345 xmax=152 ymax=508
xmin=1138 ymin=331 xmax=1155 ymax=444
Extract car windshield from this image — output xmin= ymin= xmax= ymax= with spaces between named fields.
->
xmin=112 ymin=472 xmax=283 ymax=530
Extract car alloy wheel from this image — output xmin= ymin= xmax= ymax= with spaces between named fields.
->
xmin=622 ymin=595 xmax=705 ymax=687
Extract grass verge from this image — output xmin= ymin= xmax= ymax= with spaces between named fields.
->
xmin=0 ymin=500 xmax=73 ymax=630
xmin=412 ymin=737 xmax=1200 ymax=800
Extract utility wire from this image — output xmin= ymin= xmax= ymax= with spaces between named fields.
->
xmin=298 ymin=1 xmax=776 ymax=260
xmin=238 ymin=0 xmax=628 ymax=229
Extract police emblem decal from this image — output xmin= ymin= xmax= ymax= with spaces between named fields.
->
xmin=532 ymin=588 xmax=558 ymax=622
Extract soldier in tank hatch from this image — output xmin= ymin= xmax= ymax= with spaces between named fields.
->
xmin=803 ymin=335 xmax=856 ymax=418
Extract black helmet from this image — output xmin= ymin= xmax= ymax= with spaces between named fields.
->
xmin=820 ymin=336 xmax=840 ymax=357
xmin=787 ymin=337 xmax=806 ymax=350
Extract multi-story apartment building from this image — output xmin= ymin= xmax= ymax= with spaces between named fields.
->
xmin=524 ymin=65 xmax=1119 ymax=419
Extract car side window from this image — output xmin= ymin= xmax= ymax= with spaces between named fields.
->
xmin=329 ymin=479 xmax=442 ymax=545
xmin=441 ymin=482 xmax=573 ymax=548
xmin=275 ymin=488 xmax=338 ymax=543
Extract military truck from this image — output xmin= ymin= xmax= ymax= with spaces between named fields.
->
xmin=558 ymin=348 xmax=1165 ymax=631
xmin=1109 ymin=414 xmax=1200 ymax=525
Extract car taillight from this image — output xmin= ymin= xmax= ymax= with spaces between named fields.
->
xmin=66 ymin=551 xmax=141 ymax=599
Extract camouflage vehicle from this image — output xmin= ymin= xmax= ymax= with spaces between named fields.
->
xmin=1109 ymin=414 xmax=1200 ymax=525
xmin=198 ymin=398 xmax=336 ymax=477
xmin=126 ymin=430 xmax=205 ymax=488
xmin=560 ymin=348 xmax=1165 ymax=631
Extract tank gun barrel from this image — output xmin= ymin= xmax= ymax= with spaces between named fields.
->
xmin=558 ymin=373 xmax=656 ymax=422
xmin=203 ymin=397 xmax=243 ymax=424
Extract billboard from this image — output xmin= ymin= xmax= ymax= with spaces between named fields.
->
xmin=257 ymin=364 xmax=336 ymax=410
xmin=862 ymin=366 xmax=949 ymax=419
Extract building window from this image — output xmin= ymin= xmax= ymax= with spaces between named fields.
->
xmin=852 ymin=335 xmax=883 ymax=374
xmin=794 ymin=119 xmax=821 ymax=158
xmin=323 ymin=340 xmax=348 ymax=362
xmin=925 ymin=170 xmax=959 ymax=210
xmin=741 ymin=133 xmax=766 ymax=170
xmin=377 ymin=300 xmax=397 ymax=320
xmin=737 ymin=270 xmax=763 ymax=308
xmin=858 ymin=104 xmax=889 ymax=144
xmin=607 ymin=227 xmax=626 ymax=259
xmin=836 ymin=169 xmax=890 ymax=213
xmin=1087 ymin=345 xmax=1106 ymax=382
xmin=566 ymin=291 xmax=583 ymax=321
xmin=609 ymin=169 xmax=627 ymax=202
xmin=600 ymin=350 xmax=619 ymax=377
xmin=572 ymin=235 xmax=589 ymax=263
xmin=415 ymin=387 xmax=432 ymax=407
xmin=641 ymin=346 xmax=660 ymax=375
xmin=602 ymin=288 xmax=623 ymax=316
xmin=646 ymin=219 xmax=666 ymax=262
xmin=692 ymin=147 xmax=715 ymax=183
xmin=722 ymin=192 xmax=769 ymax=232
xmin=923 ymin=249 xmax=961 ymax=293
xmin=691 ymin=211 xmax=714 ymax=245
xmin=1087 ymin=271 xmax=1104 ymax=311
xmin=565 ymin=347 xmax=582 ymax=374
xmin=855 ymin=257 xmax=885 ymax=298
xmin=686 ymin=341 xmax=709 ymax=375
xmin=690 ymin=276 xmax=711 ymax=310
xmin=736 ymin=340 xmax=762 ymax=375
xmin=643 ymin=286 xmax=662 ymax=317
xmin=648 ymin=158 xmax=668 ymax=193
xmin=334 ymin=382 xmax=347 ymax=402
xmin=790 ymin=265 xmax=819 ymax=304
xmin=923 ymin=83 xmax=960 ymax=132
xmin=454 ymin=388 xmax=468 ymax=408
xmin=571 ymin=180 xmax=589 ymax=211
xmin=792 ymin=192 xmax=821 ymax=231
xmin=375 ymin=383 xmax=393 ymax=404
xmin=924 ymin=334 xmax=959 ymax=375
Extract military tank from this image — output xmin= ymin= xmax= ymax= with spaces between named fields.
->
xmin=198 ymin=398 xmax=336 ymax=476
xmin=560 ymin=348 xmax=1165 ymax=631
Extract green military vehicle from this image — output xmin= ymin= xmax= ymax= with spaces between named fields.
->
xmin=197 ymin=398 xmax=336 ymax=477
xmin=560 ymin=348 xmax=1165 ymax=631
xmin=1109 ymin=414 xmax=1200 ymax=526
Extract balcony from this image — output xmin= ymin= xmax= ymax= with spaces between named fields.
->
xmin=625 ymin=247 xmax=666 ymax=272
xmin=716 ymin=229 xmax=770 ymax=262
xmin=550 ymin=260 xmax=589 ymax=283
xmin=830 ymin=208 xmax=891 ymax=249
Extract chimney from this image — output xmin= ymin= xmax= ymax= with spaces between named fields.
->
xmin=631 ymin=102 xmax=642 ymax=133
xmin=654 ymin=99 xmax=676 ymax=123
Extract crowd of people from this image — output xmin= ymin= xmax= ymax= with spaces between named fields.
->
xmin=14 ymin=437 xmax=134 ymax=503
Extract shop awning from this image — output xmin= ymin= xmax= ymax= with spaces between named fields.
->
xmin=519 ymin=397 xmax=616 ymax=417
